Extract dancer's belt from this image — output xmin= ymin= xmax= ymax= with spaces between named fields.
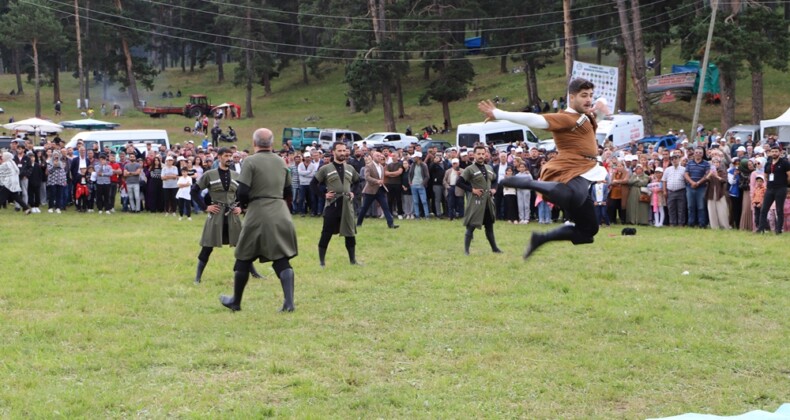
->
xmin=249 ymin=195 xmax=283 ymax=202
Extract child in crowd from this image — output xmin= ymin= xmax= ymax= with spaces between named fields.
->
xmin=75 ymin=167 xmax=89 ymax=212
xmin=515 ymin=162 xmax=532 ymax=224
xmin=536 ymin=192 xmax=553 ymax=224
xmin=502 ymin=167 xmax=519 ymax=224
xmin=648 ymin=171 xmax=665 ymax=227
xmin=752 ymin=175 xmax=766 ymax=231
xmin=592 ymin=177 xmax=610 ymax=227
xmin=86 ymin=165 xmax=96 ymax=212
xmin=176 ymin=169 xmax=193 ymax=221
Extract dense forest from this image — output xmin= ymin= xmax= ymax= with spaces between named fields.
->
xmin=0 ymin=0 xmax=787 ymax=131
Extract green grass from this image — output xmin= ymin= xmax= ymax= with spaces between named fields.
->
xmin=1 ymin=209 xmax=788 ymax=418
xmin=2 ymin=41 xmax=790 ymax=146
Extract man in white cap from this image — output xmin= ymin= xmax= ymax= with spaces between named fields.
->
xmin=443 ymin=158 xmax=464 ymax=220
xmin=297 ymin=151 xmax=317 ymax=216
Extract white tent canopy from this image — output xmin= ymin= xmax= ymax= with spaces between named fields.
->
xmin=760 ymin=107 xmax=790 ymax=144
xmin=3 ymin=117 xmax=63 ymax=133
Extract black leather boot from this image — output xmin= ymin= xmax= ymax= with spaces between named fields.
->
xmin=464 ymin=227 xmax=474 ymax=255
xmin=318 ymin=247 xmax=327 ymax=267
xmin=195 ymin=259 xmax=207 ymax=284
xmin=347 ymin=246 xmax=358 ymax=265
xmin=485 ymin=226 xmax=503 ymax=253
xmin=500 ymin=177 xmax=576 ymax=209
xmin=250 ymin=264 xmax=263 ymax=279
xmin=278 ymin=268 xmax=295 ymax=312
xmin=523 ymin=225 xmax=576 ymax=259
xmin=220 ymin=270 xmax=249 ymax=311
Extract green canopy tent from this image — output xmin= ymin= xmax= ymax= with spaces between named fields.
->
xmin=60 ymin=118 xmax=120 ymax=130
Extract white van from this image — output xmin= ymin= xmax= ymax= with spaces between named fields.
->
xmin=595 ymin=114 xmax=644 ymax=148
xmin=723 ymin=125 xmax=759 ymax=145
xmin=65 ymin=130 xmax=170 ymax=153
xmin=318 ymin=129 xmax=362 ymax=150
xmin=456 ymin=121 xmax=538 ymax=152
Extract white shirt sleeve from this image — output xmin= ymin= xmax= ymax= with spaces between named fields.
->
xmin=492 ymin=109 xmax=549 ymax=130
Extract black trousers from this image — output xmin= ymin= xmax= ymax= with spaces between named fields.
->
xmin=387 ymin=185 xmax=403 ymax=216
xmin=560 ymin=177 xmax=599 ymax=244
xmin=96 ymin=184 xmax=111 ymax=211
xmin=759 ymin=186 xmax=788 ymax=233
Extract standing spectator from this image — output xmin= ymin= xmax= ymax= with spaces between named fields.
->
xmin=757 ymin=146 xmax=790 ymax=234
xmin=108 ymin=153 xmax=122 ymax=212
xmin=626 ymin=165 xmax=650 ymax=225
xmin=752 ymin=174 xmax=766 ymax=230
xmin=609 ymin=160 xmax=628 ymax=224
xmin=297 ymin=152 xmax=316 ymax=216
xmin=662 ymin=154 xmax=687 ymax=227
xmin=443 ymin=158 xmax=465 ymax=221
xmin=408 ymin=152 xmax=430 ymax=219
xmin=161 ymin=156 xmax=179 ymax=216
xmin=176 ymin=168 xmax=193 ymax=221
xmin=429 ymin=154 xmax=446 ymax=217
xmin=0 ymin=152 xmax=32 ymax=214
xmin=492 ymin=152 xmax=510 ymax=220
xmin=648 ymin=170 xmax=665 ymax=227
xmin=54 ymin=100 xmax=62 ymax=116
xmin=46 ymin=151 xmax=68 ymax=214
xmin=27 ymin=151 xmax=44 ymax=213
xmin=201 ymin=115 xmax=209 ymax=135
xmin=124 ymin=154 xmax=143 ymax=213
xmin=146 ymin=156 xmax=163 ymax=212
xmin=74 ymin=167 xmax=89 ymax=212
xmin=706 ymin=156 xmax=730 ymax=229
xmin=684 ymin=147 xmax=711 ymax=227
xmin=94 ymin=153 xmax=113 ymax=214
xmin=385 ymin=154 xmax=404 ymax=219
xmin=400 ymin=159 xmax=414 ymax=219
xmin=356 ymin=151 xmax=399 ymax=228
xmin=502 ymin=167 xmax=519 ymax=223
xmin=514 ymin=162 xmax=533 ymax=224
xmin=738 ymin=159 xmax=755 ymax=230
xmin=13 ymin=147 xmax=32 ymax=212
xmin=727 ymin=159 xmax=742 ymax=228
xmin=288 ymin=154 xmax=302 ymax=214
xmin=592 ymin=175 xmax=610 ymax=227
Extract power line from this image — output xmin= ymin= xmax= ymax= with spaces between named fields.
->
xmin=36 ymin=0 xmax=698 ymax=58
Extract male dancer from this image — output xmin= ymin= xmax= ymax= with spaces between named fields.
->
xmin=456 ymin=145 xmax=502 ymax=255
xmin=220 ymin=129 xmax=298 ymax=312
xmin=478 ymin=78 xmax=609 ymax=258
xmin=311 ymin=142 xmax=361 ymax=266
xmin=193 ymin=147 xmax=262 ymax=284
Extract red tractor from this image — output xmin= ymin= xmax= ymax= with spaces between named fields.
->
xmin=141 ymin=95 xmax=214 ymax=118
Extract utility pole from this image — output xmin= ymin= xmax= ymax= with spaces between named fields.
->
xmin=690 ymin=0 xmax=718 ymax=142
xmin=75 ymin=0 xmax=85 ymax=109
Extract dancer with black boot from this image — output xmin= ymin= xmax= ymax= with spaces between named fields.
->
xmin=193 ymin=147 xmax=262 ymax=284
xmin=220 ymin=128 xmax=298 ymax=312
xmin=456 ymin=145 xmax=502 ymax=255
xmin=311 ymin=142 xmax=360 ymax=267
xmin=478 ymin=78 xmax=609 ymax=259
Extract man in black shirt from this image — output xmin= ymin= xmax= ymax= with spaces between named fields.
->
xmin=757 ymin=145 xmax=790 ymax=234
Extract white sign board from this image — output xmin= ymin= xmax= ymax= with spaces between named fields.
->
xmin=571 ymin=61 xmax=619 ymax=108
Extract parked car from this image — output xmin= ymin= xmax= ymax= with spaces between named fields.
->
xmin=355 ymin=132 xmax=419 ymax=151
xmin=319 ymin=129 xmax=362 ymax=150
xmin=638 ymin=135 xmax=679 ymax=151
xmin=418 ymin=139 xmax=453 ymax=151
xmin=456 ymin=120 xmax=539 ymax=152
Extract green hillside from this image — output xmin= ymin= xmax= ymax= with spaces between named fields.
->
xmin=2 ymin=42 xmax=789 ymax=147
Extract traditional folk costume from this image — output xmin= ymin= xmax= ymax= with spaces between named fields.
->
xmin=457 ymin=162 xmax=502 ymax=255
xmin=311 ymin=161 xmax=360 ymax=266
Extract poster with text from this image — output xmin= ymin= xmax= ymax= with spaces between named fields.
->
xmin=571 ymin=61 xmax=619 ymax=109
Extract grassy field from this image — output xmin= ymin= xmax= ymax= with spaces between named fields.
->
xmin=1 ymin=209 xmax=788 ymax=418
xmin=2 ymin=41 xmax=790 ymax=146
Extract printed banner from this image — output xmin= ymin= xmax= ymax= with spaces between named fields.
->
xmin=647 ymin=72 xmax=697 ymax=104
xmin=571 ymin=61 xmax=619 ymax=108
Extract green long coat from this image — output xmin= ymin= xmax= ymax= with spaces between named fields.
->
xmin=626 ymin=173 xmax=650 ymax=225
xmin=461 ymin=163 xmax=496 ymax=228
xmin=196 ymin=168 xmax=242 ymax=248
xmin=314 ymin=162 xmax=360 ymax=237
xmin=234 ymin=151 xmax=298 ymax=263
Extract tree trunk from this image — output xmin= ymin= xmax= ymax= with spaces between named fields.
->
xmin=75 ymin=0 xmax=85 ymax=108
xmin=617 ymin=54 xmax=627 ymax=112
xmin=524 ymin=57 xmax=540 ymax=106
xmin=596 ymin=44 xmax=602 ymax=64
xmin=423 ymin=61 xmax=430 ymax=81
xmin=180 ymin=41 xmax=186 ymax=72
xmin=189 ymin=43 xmax=196 ymax=72
xmin=216 ymin=43 xmax=224 ymax=83
xmin=299 ymin=28 xmax=308 ymax=85
xmin=33 ymin=39 xmax=41 ymax=117
xmin=245 ymin=8 xmax=254 ymax=119
xmin=500 ymin=55 xmax=508 ymax=73
xmin=616 ymin=0 xmax=653 ymax=133
xmin=381 ymin=80 xmax=396 ymax=131
xmin=13 ymin=47 xmax=24 ymax=95
xmin=720 ymin=69 xmax=736 ymax=130
xmin=262 ymin=70 xmax=272 ymax=95
xmin=563 ymin=0 xmax=574 ymax=80
xmin=750 ymin=70 xmax=763 ymax=124
xmin=653 ymin=39 xmax=662 ymax=76
xmin=396 ymin=76 xmax=404 ymax=119
xmin=52 ymin=55 xmax=61 ymax=103
xmin=115 ymin=0 xmax=140 ymax=108
xmin=441 ymin=100 xmax=452 ymax=131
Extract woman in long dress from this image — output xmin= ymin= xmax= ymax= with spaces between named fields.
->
xmin=738 ymin=159 xmax=754 ymax=231
xmin=626 ymin=165 xmax=650 ymax=225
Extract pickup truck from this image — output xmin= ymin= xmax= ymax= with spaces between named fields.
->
xmin=354 ymin=132 xmax=420 ymax=151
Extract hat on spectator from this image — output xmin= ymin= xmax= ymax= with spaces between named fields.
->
xmin=655 ymin=166 xmax=664 ymax=172
xmin=514 ymin=147 xmax=523 ymax=153
xmin=165 ymin=155 xmax=174 ymax=161
xmin=303 ymin=152 xmax=310 ymax=158
xmin=754 ymin=146 xmax=764 ymax=154
xmin=451 ymin=158 xmax=459 ymax=164
xmin=188 ymin=140 xmax=194 ymax=144
xmin=176 ymin=156 xmax=186 ymax=162
xmin=710 ymin=142 xmax=719 ymax=147
xmin=679 ymin=129 xmax=685 ymax=133
xmin=681 ymin=139 xmax=689 ymax=144
xmin=413 ymin=151 xmax=423 ymax=158
xmin=736 ymin=146 xmax=746 ymax=152
xmin=460 ymin=152 xmax=468 ymax=157
xmin=735 ymin=136 xmax=741 ymax=141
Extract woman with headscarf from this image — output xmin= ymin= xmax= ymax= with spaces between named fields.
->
xmin=0 ymin=151 xmax=31 ymax=214
xmin=738 ymin=158 xmax=754 ymax=231
xmin=626 ymin=164 xmax=650 ymax=225
xmin=706 ymin=155 xmax=730 ymax=229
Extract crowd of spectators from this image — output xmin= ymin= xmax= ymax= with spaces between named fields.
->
xmin=1 ymin=130 xmax=788 ymax=235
